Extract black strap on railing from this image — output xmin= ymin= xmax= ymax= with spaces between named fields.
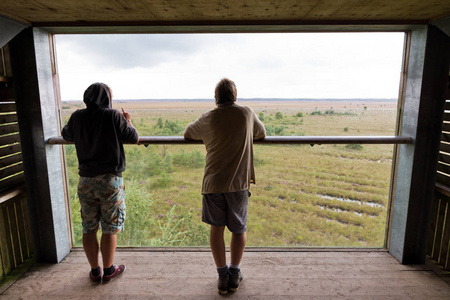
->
xmin=47 ymin=135 xmax=413 ymax=145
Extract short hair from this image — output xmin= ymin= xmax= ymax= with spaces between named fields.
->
xmin=215 ymin=78 xmax=237 ymax=105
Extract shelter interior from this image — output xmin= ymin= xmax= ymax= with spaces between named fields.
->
xmin=1 ymin=0 xmax=450 ymax=297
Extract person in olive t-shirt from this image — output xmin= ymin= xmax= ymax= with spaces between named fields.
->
xmin=184 ymin=78 xmax=266 ymax=294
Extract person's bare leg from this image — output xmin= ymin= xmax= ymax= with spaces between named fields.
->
xmin=210 ymin=225 xmax=226 ymax=267
xmin=230 ymin=232 xmax=246 ymax=266
xmin=101 ymin=233 xmax=117 ymax=268
xmin=82 ymin=232 xmax=99 ymax=269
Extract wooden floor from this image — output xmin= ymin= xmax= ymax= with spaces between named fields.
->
xmin=1 ymin=249 xmax=450 ymax=299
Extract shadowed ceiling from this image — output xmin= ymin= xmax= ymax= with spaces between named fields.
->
xmin=1 ymin=0 xmax=450 ymax=26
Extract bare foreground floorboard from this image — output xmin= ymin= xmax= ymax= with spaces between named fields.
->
xmin=1 ymin=250 xmax=450 ymax=299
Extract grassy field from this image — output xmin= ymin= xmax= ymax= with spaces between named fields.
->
xmin=62 ymin=99 xmax=398 ymax=248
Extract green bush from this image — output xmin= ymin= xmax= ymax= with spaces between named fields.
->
xmin=153 ymin=118 xmax=184 ymax=135
xmin=265 ymin=125 xmax=286 ymax=136
xmin=149 ymin=205 xmax=209 ymax=246
xmin=173 ymin=149 xmax=205 ymax=168
xmin=152 ymin=173 xmax=173 ymax=189
xmin=118 ymin=179 xmax=154 ymax=246
xmin=258 ymin=112 xmax=265 ymax=121
xmin=345 ymin=144 xmax=363 ymax=150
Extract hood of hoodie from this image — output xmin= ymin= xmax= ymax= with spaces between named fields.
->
xmin=83 ymin=83 xmax=112 ymax=109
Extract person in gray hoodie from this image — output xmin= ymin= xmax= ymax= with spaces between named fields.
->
xmin=62 ymin=82 xmax=138 ymax=283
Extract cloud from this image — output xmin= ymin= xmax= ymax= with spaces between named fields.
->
xmin=55 ymin=34 xmax=210 ymax=68
xmin=55 ymin=32 xmax=405 ymax=100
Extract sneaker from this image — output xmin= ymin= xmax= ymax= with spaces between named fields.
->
xmin=218 ymin=274 xmax=229 ymax=295
xmin=228 ymin=271 xmax=243 ymax=292
xmin=89 ymin=268 xmax=102 ymax=283
xmin=102 ymin=265 xmax=126 ymax=283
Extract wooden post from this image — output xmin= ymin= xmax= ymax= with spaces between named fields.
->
xmin=8 ymin=28 xmax=70 ymax=263
xmin=389 ymin=25 xmax=450 ymax=264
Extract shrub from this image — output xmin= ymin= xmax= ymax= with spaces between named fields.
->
xmin=344 ymin=127 xmax=349 ymax=132
xmin=265 ymin=125 xmax=286 ymax=136
xmin=173 ymin=149 xmax=205 ymax=168
xmin=311 ymin=110 xmax=322 ymax=115
xmin=295 ymin=112 xmax=304 ymax=117
xmin=345 ymin=144 xmax=363 ymax=150
xmin=154 ymin=118 xmax=184 ymax=135
xmin=275 ymin=112 xmax=284 ymax=119
xmin=152 ymin=173 xmax=173 ymax=189
xmin=258 ymin=112 xmax=265 ymax=121
xmin=117 ymin=179 xmax=154 ymax=246
xmin=150 ymin=205 xmax=209 ymax=246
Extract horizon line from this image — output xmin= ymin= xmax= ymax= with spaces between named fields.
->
xmin=62 ymin=97 xmax=398 ymax=102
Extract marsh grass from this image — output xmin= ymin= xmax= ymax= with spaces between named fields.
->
xmin=63 ymin=100 xmax=397 ymax=248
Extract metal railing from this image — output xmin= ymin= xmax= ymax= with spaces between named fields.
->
xmin=47 ymin=135 xmax=413 ymax=145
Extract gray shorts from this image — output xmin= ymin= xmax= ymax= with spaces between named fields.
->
xmin=202 ymin=190 xmax=250 ymax=234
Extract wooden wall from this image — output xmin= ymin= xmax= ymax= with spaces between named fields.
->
xmin=0 ymin=45 xmax=33 ymax=283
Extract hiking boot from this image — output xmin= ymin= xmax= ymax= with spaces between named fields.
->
xmin=89 ymin=268 xmax=102 ymax=283
xmin=218 ymin=274 xmax=229 ymax=295
xmin=228 ymin=271 xmax=243 ymax=292
xmin=102 ymin=265 xmax=126 ymax=283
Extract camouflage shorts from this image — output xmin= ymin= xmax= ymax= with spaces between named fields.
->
xmin=78 ymin=174 xmax=126 ymax=234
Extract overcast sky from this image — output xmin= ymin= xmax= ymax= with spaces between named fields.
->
xmin=55 ymin=32 xmax=405 ymax=101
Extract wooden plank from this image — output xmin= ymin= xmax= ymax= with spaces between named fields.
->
xmin=443 ymin=111 xmax=450 ymax=122
xmin=428 ymin=195 xmax=440 ymax=256
xmin=444 ymin=112 xmax=450 ymax=122
xmin=436 ymin=172 xmax=450 ymax=186
xmin=0 ymin=134 xmax=20 ymax=146
xmin=0 ymin=144 xmax=21 ymax=158
xmin=442 ymin=132 xmax=450 ymax=143
xmin=437 ymin=162 xmax=450 ymax=176
xmin=442 ymin=122 xmax=450 ymax=132
xmin=432 ymin=198 xmax=447 ymax=260
xmin=0 ymin=103 xmax=16 ymax=113
xmin=445 ymin=101 xmax=450 ymax=110
xmin=17 ymin=197 xmax=30 ymax=258
xmin=439 ymin=151 xmax=450 ymax=165
xmin=0 ymin=205 xmax=7 ymax=279
xmin=0 ymin=48 xmax=4 ymax=77
xmin=438 ymin=200 xmax=450 ymax=268
xmin=13 ymin=199 xmax=26 ymax=264
xmin=15 ymin=198 xmax=28 ymax=260
xmin=0 ymin=173 xmax=24 ymax=191
xmin=0 ymin=153 xmax=22 ymax=168
xmin=0 ymin=163 xmax=23 ymax=179
xmin=440 ymin=141 xmax=450 ymax=154
xmin=1 ymin=205 xmax=15 ymax=270
xmin=436 ymin=182 xmax=450 ymax=198
xmin=0 ymin=114 xmax=17 ymax=124
xmin=0 ymin=247 xmax=3 ymax=280
xmin=7 ymin=201 xmax=23 ymax=267
xmin=0 ymin=123 xmax=19 ymax=136
xmin=20 ymin=196 xmax=33 ymax=256
xmin=2 ymin=46 xmax=12 ymax=77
